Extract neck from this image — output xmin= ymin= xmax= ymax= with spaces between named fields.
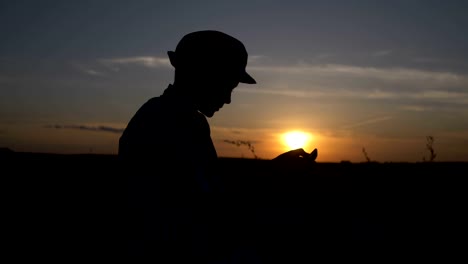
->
xmin=163 ymin=83 xmax=198 ymax=110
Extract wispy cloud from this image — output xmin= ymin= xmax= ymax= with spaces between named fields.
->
xmin=237 ymin=87 xmax=468 ymax=105
xmin=236 ymin=87 xmax=327 ymax=98
xmin=98 ymin=54 xmax=266 ymax=69
xmin=372 ymin=50 xmax=392 ymax=57
xmin=411 ymin=57 xmax=443 ymax=63
xmin=211 ymin=126 xmax=278 ymax=141
xmin=83 ymin=69 xmax=104 ymax=76
xmin=45 ymin=124 xmax=124 ymax=134
xmin=342 ymin=116 xmax=393 ymax=129
xmin=248 ymin=55 xmax=269 ymax=64
xmin=249 ymin=63 xmax=465 ymax=84
xmin=99 ymin=56 xmax=171 ymax=71
xmin=240 ymin=63 xmax=468 ymax=106
xmin=399 ymin=105 xmax=431 ymax=112
xmin=71 ymin=62 xmax=106 ymax=76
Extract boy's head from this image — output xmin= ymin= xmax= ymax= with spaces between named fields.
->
xmin=168 ymin=30 xmax=256 ymax=117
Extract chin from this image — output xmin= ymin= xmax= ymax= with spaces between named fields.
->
xmin=200 ymin=109 xmax=216 ymax=118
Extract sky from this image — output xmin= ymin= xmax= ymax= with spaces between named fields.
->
xmin=1 ymin=0 xmax=468 ymax=162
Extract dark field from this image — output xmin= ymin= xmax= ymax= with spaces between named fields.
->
xmin=2 ymin=151 xmax=467 ymax=260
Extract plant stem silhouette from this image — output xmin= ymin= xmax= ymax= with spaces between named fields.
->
xmin=223 ymin=140 xmax=259 ymax=159
xmin=423 ymin=136 xmax=437 ymax=162
xmin=362 ymin=147 xmax=372 ymax=163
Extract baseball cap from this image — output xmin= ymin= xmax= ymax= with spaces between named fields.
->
xmin=170 ymin=30 xmax=256 ymax=84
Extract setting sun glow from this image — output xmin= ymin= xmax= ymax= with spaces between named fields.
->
xmin=282 ymin=131 xmax=311 ymax=150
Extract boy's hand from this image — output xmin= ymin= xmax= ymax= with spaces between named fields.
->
xmin=272 ymin=148 xmax=318 ymax=163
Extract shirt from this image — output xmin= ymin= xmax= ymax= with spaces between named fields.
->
xmin=119 ymin=84 xmax=219 ymax=194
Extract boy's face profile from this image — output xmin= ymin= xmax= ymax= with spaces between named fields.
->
xmin=191 ymin=66 xmax=241 ymax=117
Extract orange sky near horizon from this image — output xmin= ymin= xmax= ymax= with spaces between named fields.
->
xmin=2 ymin=122 xmax=465 ymax=163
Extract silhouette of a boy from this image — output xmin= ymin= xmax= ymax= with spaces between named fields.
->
xmin=119 ymin=30 xmax=257 ymax=193
xmin=119 ymin=30 xmax=316 ymax=262
xmin=119 ymin=30 xmax=316 ymax=190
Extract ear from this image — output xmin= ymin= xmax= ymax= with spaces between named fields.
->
xmin=167 ymin=51 xmax=177 ymax=68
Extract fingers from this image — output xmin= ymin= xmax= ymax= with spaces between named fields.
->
xmin=272 ymin=148 xmax=308 ymax=161
xmin=287 ymin=148 xmax=309 ymax=158
xmin=309 ymin=148 xmax=318 ymax=161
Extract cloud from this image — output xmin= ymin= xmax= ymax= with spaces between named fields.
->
xmin=71 ymin=62 xmax=106 ymax=76
xmin=99 ymin=56 xmax=171 ymax=71
xmin=98 ymin=54 xmax=268 ymax=70
xmin=342 ymin=116 xmax=394 ymax=129
xmin=236 ymin=87 xmax=327 ymax=98
xmin=211 ymin=126 xmax=278 ymax=143
xmin=45 ymin=124 xmax=124 ymax=134
xmin=249 ymin=63 xmax=465 ymax=84
xmin=83 ymin=69 xmax=104 ymax=76
xmin=411 ymin=57 xmax=443 ymax=63
xmin=240 ymin=63 xmax=468 ymax=107
xmin=372 ymin=50 xmax=392 ymax=57
xmin=236 ymin=87 xmax=468 ymax=105
xmin=399 ymin=105 xmax=431 ymax=112
xmin=248 ymin=55 xmax=269 ymax=64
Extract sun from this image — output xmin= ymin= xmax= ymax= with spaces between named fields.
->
xmin=282 ymin=131 xmax=311 ymax=150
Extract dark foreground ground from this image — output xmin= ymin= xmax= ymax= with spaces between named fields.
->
xmin=2 ymin=151 xmax=467 ymax=261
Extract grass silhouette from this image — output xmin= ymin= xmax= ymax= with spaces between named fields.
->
xmin=423 ymin=136 xmax=437 ymax=162
xmin=223 ymin=139 xmax=259 ymax=159
xmin=2 ymin=145 xmax=467 ymax=260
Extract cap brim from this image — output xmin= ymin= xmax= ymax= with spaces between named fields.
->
xmin=240 ymin=71 xmax=256 ymax=84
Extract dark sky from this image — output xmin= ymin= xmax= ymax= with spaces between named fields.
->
xmin=1 ymin=0 xmax=468 ymax=161
xmin=2 ymin=1 xmax=467 ymax=69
